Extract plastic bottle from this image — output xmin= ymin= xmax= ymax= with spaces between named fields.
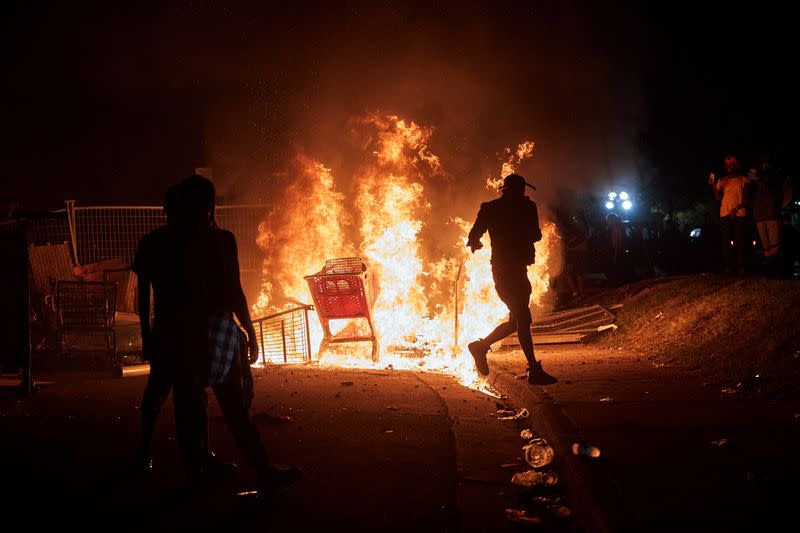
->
xmin=520 ymin=429 xmax=533 ymax=440
xmin=523 ymin=438 xmax=555 ymax=468
xmin=511 ymin=469 xmax=558 ymax=487
xmin=571 ymin=442 xmax=601 ymax=458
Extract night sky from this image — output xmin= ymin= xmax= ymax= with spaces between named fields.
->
xmin=1 ymin=1 xmax=793 ymax=216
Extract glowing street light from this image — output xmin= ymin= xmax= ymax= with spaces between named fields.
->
xmin=608 ymin=192 xmax=617 ymax=200
xmin=605 ymin=201 xmax=615 ymax=209
xmin=619 ymin=191 xmax=629 ymax=200
xmin=622 ymin=200 xmax=633 ymax=210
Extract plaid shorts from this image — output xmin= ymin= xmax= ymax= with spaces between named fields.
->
xmin=208 ymin=311 xmax=243 ymax=386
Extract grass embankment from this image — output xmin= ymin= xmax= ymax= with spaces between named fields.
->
xmin=589 ymin=274 xmax=800 ymax=403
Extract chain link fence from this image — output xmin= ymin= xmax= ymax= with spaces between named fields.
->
xmin=70 ymin=204 xmax=267 ymax=271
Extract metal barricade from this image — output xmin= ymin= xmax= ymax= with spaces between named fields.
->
xmin=252 ymin=304 xmax=314 ymax=365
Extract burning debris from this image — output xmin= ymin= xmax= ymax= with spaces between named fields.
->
xmin=252 ymin=114 xmax=561 ymax=385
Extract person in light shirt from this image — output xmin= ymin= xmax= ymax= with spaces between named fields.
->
xmin=709 ymin=155 xmax=750 ymax=275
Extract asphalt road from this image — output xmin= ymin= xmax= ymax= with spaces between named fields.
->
xmin=0 ymin=363 xmax=578 ymax=532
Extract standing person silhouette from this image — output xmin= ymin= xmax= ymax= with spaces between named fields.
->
xmin=133 ymin=183 xmax=184 ymax=472
xmin=466 ymin=174 xmax=558 ymax=385
xmin=133 ymin=183 xmax=235 ymax=478
xmin=710 ymin=155 xmax=749 ymax=275
xmin=176 ymin=174 xmax=301 ymax=494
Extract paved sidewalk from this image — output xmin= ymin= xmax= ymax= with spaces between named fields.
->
xmin=487 ymin=344 xmax=800 ymax=532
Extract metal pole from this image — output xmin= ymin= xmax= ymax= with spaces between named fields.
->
xmin=304 ymin=308 xmax=312 ymax=361
xmin=258 ymin=320 xmax=265 ymax=366
xmin=22 ymin=221 xmax=32 ymax=395
xmin=453 ymin=260 xmax=463 ymax=355
xmin=65 ymin=200 xmax=79 ymax=266
xmin=281 ymin=320 xmax=287 ymax=364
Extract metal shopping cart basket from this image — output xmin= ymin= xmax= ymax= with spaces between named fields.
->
xmin=304 ymin=257 xmax=380 ymax=361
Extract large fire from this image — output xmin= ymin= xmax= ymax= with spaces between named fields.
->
xmin=253 ymin=114 xmax=559 ymax=386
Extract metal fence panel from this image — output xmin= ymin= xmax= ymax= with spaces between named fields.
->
xmin=253 ymin=305 xmax=313 ymax=365
xmin=72 ymin=205 xmax=267 ymax=270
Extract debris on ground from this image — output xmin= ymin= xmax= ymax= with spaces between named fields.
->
xmin=511 ymin=469 xmax=558 ymax=487
xmin=505 ymin=508 xmax=543 ymax=524
xmin=709 ymin=438 xmax=729 ymax=446
xmin=571 ymin=443 xmax=601 ymax=457
xmin=520 ymin=428 xmax=533 ymax=439
xmin=340 ymin=381 xmax=354 ymax=386
xmin=386 ymin=405 xmax=399 ymax=411
xmin=498 ymin=407 xmax=529 ymax=420
xmin=599 ymin=397 xmax=616 ymax=403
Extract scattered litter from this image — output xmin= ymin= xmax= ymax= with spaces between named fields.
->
xmin=520 ymin=429 xmax=534 ymax=440
xmin=710 ymin=438 xmax=729 ymax=447
xmin=655 ymin=311 xmax=664 ymax=319
xmin=653 ymin=362 xmax=672 ymax=368
xmin=505 ymin=508 xmax=542 ymax=524
xmin=511 ymin=469 xmax=558 ymax=487
xmin=497 ymin=409 xmax=515 ymax=416
xmin=524 ymin=439 xmax=554 ymax=468
xmin=597 ymin=324 xmax=618 ymax=332
xmin=514 ymin=372 xmax=528 ymax=380
xmin=384 ymin=429 xmax=394 ymax=434
xmin=599 ymin=397 xmax=616 ymax=403
xmin=340 ymin=381 xmax=354 ymax=386
xmin=236 ymin=490 xmax=258 ymax=497
xmin=498 ymin=407 xmax=529 ymax=420
xmin=571 ymin=443 xmax=601 ymax=458
xmin=386 ymin=405 xmax=399 ymax=411
xmin=479 ymin=383 xmax=506 ymax=399
xmin=548 ymin=504 xmax=572 ymax=518
xmin=720 ymin=387 xmax=738 ymax=396
xmin=499 ymin=463 xmax=523 ymax=469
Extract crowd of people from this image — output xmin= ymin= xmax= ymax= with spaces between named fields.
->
xmin=552 ymin=154 xmax=797 ymax=304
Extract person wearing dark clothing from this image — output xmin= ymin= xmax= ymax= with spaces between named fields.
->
xmin=752 ymin=155 xmax=786 ymax=262
xmin=133 ymin=185 xmax=182 ymax=472
xmin=555 ymin=210 xmax=589 ymax=301
xmin=465 ymin=174 xmax=557 ymax=385
xmin=182 ymin=175 xmax=300 ymax=494
xmin=133 ymin=175 xmax=299 ymax=495
xmin=778 ymin=214 xmax=799 ymax=278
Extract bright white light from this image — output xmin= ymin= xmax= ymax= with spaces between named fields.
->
xmin=605 ymin=201 xmax=615 ymax=209
xmin=619 ymin=191 xmax=629 ymax=200
xmin=622 ymin=200 xmax=633 ymax=210
xmin=690 ymin=228 xmax=701 ymax=238
xmin=608 ymin=192 xmax=617 ymax=200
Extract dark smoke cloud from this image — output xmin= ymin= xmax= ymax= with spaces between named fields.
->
xmin=2 ymin=1 xmax=648 ymax=215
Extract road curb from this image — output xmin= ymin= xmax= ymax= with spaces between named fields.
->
xmin=489 ymin=370 xmax=621 ymax=533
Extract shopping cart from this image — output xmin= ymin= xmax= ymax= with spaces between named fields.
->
xmin=304 ymin=257 xmax=380 ymax=361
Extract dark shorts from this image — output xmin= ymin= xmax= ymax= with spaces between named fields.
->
xmin=492 ymin=263 xmax=532 ymax=324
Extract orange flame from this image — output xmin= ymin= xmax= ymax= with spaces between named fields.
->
xmin=254 ymin=116 xmax=558 ymax=388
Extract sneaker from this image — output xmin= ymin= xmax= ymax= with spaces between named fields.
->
xmin=257 ymin=464 xmax=302 ymax=494
xmin=468 ymin=340 xmax=490 ymax=376
xmin=528 ymin=361 xmax=558 ymax=385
